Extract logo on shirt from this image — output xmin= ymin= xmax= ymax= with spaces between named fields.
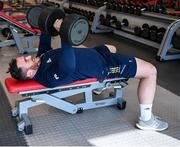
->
xmin=54 ymin=74 xmax=59 ymax=80
xmin=46 ymin=58 xmax=52 ymax=63
xmin=129 ymin=60 xmax=132 ymax=63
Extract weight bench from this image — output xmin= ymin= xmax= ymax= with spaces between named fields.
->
xmin=0 ymin=12 xmax=40 ymax=54
xmin=5 ymin=77 xmax=128 ymax=135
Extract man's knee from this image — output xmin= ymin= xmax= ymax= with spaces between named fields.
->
xmin=150 ymin=64 xmax=157 ymax=76
xmin=145 ymin=63 xmax=157 ymax=79
xmin=135 ymin=58 xmax=157 ymax=78
xmin=105 ymin=44 xmax=117 ymax=53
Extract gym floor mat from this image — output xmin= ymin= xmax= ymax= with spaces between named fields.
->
xmin=0 ymin=82 xmax=27 ymax=146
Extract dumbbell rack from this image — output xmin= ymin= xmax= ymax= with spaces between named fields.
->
xmin=45 ymin=0 xmax=180 ymax=61
xmin=91 ymin=4 xmax=113 ymax=34
xmin=157 ymin=20 xmax=180 ymax=61
xmin=92 ymin=4 xmax=180 ymax=61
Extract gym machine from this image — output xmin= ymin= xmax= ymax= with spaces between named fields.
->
xmin=91 ymin=4 xmax=113 ymax=34
xmin=157 ymin=20 xmax=180 ymax=61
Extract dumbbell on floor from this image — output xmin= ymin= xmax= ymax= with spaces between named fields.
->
xmin=1 ymin=27 xmax=11 ymax=37
xmin=27 ymin=6 xmax=89 ymax=46
xmin=1 ymin=27 xmax=13 ymax=41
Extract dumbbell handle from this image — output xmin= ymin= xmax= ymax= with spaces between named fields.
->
xmin=141 ymin=8 xmax=146 ymax=11
xmin=109 ymin=18 xmax=116 ymax=23
xmin=121 ymin=19 xmax=129 ymax=26
xmin=135 ymin=7 xmax=146 ymax=11
xmin=121 ymin=22 xmax=125 ymax=25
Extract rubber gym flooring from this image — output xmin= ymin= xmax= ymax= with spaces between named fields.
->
xmin=0 ymin=33 xmax=179 ymax=146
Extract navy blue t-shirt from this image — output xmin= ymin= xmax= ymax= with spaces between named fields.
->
xmin=33 ymin=37 xmax=107 ymax=88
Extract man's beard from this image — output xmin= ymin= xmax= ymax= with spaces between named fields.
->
xmin=31 ymin=57 xmax=40 ymax=70
xmin=30 ymin=62 xmax=39 ymax=70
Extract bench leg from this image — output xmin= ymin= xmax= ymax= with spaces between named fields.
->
xmin=17 ymin=114 xmax=33 ymax=135
xmin=115 ymin=88 xmax=126 ymax=110
xmin=12 ymin=98 xmax=44 ymax=135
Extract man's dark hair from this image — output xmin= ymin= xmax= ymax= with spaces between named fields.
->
xmin=8 ymin=58 xmax=28 ymax=80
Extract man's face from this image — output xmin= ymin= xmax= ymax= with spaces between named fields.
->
xmin=16 ymin=55 xmax=40 ymax=70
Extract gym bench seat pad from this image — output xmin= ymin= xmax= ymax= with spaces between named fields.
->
xmin=5 ymin=77 xmax=98 ymax=93
xmin=0 ymin=12 xmax=41 ymax=35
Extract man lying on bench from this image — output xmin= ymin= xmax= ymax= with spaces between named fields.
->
xmin=7 ymin=19 xmax=168 ymax=132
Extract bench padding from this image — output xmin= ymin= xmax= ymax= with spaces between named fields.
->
xmin=5 ymin=77 xmax=98 ymax=93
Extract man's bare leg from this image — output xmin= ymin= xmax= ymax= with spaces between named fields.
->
xmin=105 ymin=44 xmax=117 ymax=53
xmin=135 ymin=58 xmax=168 ymax=131
xmin=135 ymin=58 xmax=157 ymax=104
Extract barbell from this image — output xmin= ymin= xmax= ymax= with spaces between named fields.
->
xmin=27 ymin=6 xmax=89 ymax=46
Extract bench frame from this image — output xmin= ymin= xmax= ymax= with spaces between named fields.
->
xmin=10 ymin=78 xmax=127 ymax=135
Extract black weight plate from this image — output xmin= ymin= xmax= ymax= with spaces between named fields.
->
xmin=27 ymin=5 xmax=45 ymax=28
xmin=46 ymin=8 xmax=65 ymax=36
xmin=38 ymin=7 xmax=65 ymax=36
xmin=60 ymin=14 xmax=89 ymax=46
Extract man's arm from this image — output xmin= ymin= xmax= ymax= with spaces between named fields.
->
xmin=36 ymin=34 xmax=52 ymax=57
xmin=55 ymin=42 xmax=76 ymax=77
xmin=37 ymin=19 xmax=64 ymax=57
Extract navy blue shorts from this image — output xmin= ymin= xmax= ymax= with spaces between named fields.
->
xmin=94 ymin=45 xmax=137 ymax=79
